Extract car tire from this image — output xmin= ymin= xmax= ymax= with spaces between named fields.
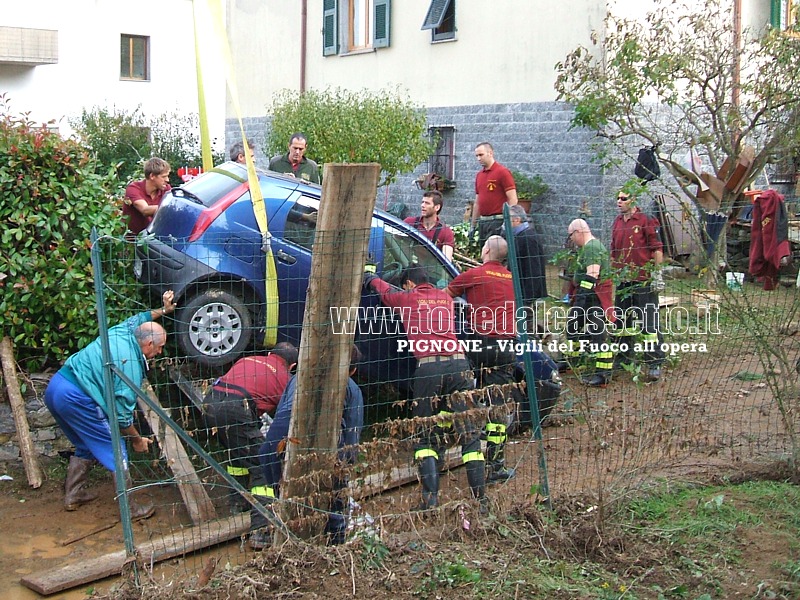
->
xmin=177 ymin=289 xmax=252 ymax=368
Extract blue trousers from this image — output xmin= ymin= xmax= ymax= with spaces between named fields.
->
xmin=45 ymin=372 xmax=127 ymax=472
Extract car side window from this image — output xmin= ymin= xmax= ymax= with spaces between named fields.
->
xmin=284 ymin=197 xmax=319 ymax=251
xmin=382 ymin=224 xmax=453 ymax=289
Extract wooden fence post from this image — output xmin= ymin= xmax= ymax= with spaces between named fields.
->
xmin=1 ymin=336 xmax=43 ymax=488
xmin=281 ymin=163 xmax=381 ymax=539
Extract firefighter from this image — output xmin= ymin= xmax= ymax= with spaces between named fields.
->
xmin=564 ymin=219 xmax=616 ymax=387
xmin=202 ymin=342 xmax=297 ymax=549
xmin=610 ymin=190 xmax=666 ymax=381
xmin=447 ymin=235 xmax=518 ymax=483
xmin=365 ymin=265 xmax=487 ymax=512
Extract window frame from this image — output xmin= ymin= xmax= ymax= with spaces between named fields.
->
xmin=428 ymin=125 xmax=456 ymax=181
xmin=347 ymin=0 xmax=373 ymax=52
xmin=120 ymin=34 xmax=149 ymax=81
xmin=772 ymin=0 xmax=800 ymax=30
xmin=421 ymin=0 xmax=455 ymax=42
xmin=323 ymin=0 xmax=391 ymax=56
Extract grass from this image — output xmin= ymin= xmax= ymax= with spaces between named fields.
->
xmin=426 ymin=480 xmax=800 ymax=599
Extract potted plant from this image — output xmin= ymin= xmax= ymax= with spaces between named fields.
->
xmin=510 ymin=170 xmax=549 ymax=213
xmin=415 ymin=172 xmax=456 ymax=193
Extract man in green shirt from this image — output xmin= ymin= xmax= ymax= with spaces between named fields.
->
xmin=268 ymin=133 xmax=321 ymax=184
xmin=564 ymin=219 xmax=617 ymax=387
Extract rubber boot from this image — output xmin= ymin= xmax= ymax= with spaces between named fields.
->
xmin=64 ymin=456 xmax=98 ymax=511
xmin=124 ymin=472 xmax=155 ymax=521
xmin=248 ymin=495 xmax=272 ymax=550
xmin=229 ymin=474 xmax=251 ymax=515
xmin=486 ymin=442 xmax=515 ymax=484
xmin=415 ymin=456 xmax=439 ymax=511
xmin=584 ymin=370 xmax=611 ymax=387
xmin=465 ymin=460 xmax=488 ymax=515
xmin=324 ymin=492 xmax=347 ymax=546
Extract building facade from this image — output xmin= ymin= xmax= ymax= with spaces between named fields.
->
xmin=1 ymin=0 xmax=225 ymax=144
xmin=226 ymin=0 xmax=778 ymax=252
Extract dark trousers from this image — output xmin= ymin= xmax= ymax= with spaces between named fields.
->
xmin=615 ymin=282 xmax=665 ymax=366
xmin=412 ymin=357 xmax=482 ymax=460
xmin=565 ymin=294 xmax=613 ymax=374
xmin=203 ymin=391 xmax=267 ymax=491
xmin=478 ymin=218 xmax=504 ymax=248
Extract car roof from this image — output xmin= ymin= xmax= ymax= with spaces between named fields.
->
xmin=218 ymin=161 xmax=412 ymax=227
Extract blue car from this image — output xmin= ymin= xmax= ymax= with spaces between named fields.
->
xmin=134 ymin=161 xmax=458 ymax=390
xmin=135 ymin=162 xmax=561 ymax=417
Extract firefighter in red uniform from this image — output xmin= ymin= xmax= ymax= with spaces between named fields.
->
xmin=447 ymin=235 xmax=518 ymax=483
xmin=202 ymin=342 xmax=297 ymax=544
xmin=364 ymin=265 xmax=487 ymax=511
xmin=610 ymin=191 xmax=665 ymax=381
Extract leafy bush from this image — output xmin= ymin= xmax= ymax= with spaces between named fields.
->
xmin=71 ymin=106 xmax=223 ymax=188
xmin=267 ymin=87 xmax=433 ymax=186
xmin=0 ymin=96 xmax=124 ymax=368
xmin=451 ymin=223 xmax=481 ymax=263
xmin=509 ymin=170 xmax=549 ymax=200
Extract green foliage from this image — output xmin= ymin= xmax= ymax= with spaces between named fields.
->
xmin=417 ymin=556 xmax=481 ymax=593
xmin=358 ymin=532 xmax=390 ymax=570
xmin=509 ymin=170 xmax=549 ymax=200
xmin=0 ymin=96 xmax=125 ymax=367
xmin=555 ymin=0 xmax=800 ymax=214
xmin=71 ymin=106 xmax=223 ymax=188
xmin=267 ymin=87 xmax=433 ymax=185
xmin=451 ymin=222 xmax=481 ymax=262
xmin=70 ymin=106 xmax=150 ymax=185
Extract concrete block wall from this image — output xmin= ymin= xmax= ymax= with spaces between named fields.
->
xmin=228 ymin=101 xmax=626 ymax=257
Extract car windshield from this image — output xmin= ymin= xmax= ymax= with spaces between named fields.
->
xmin=382 ymin=224 xmax=453 ymax=289
xmin=179 ymin=169 xmax=245 ymax=208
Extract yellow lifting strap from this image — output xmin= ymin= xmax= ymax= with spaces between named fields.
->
xmin=191 ymin=0 xmax=213 ymax=172
xmin=202 ymin=0 xmax=279 ymax=347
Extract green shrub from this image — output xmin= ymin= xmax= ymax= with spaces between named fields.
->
xmin=267 ymin=87 xmax=433 ymax=186
xmin=71 ymin=106 xmax=224 ymax=188
xmin=0 ymin=96 xmax=124 ymax=368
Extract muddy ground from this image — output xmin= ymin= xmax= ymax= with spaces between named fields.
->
xmin=3 ymin=282 xmax=800 ymax=598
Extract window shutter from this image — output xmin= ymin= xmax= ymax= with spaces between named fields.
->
xmin=323 ymin=0 xmax=338 ymax=56
xmin=421 ymin=0 xmax=450 ymax=30
xmin=373 ymin=0 xmax=391 ymax=48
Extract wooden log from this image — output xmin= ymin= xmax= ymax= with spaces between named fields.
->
xmin=20 ymin=514 xmax=249 ymax=595
xmin=138 ymin=382 xmax=216 ymax=524
xmin=0 ymin=336 xmax=43 ymax=488
xmin=282 ymin=163 xmax=381 ymax=539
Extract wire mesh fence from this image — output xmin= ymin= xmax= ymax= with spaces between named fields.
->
xmin=49 ymin=187 xmax=800 ymax=592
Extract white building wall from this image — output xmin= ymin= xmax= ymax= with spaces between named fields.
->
xmin=229 ymin=0 xmax=605 ymax=115
xmin=0 ymin=0 xmax=225 ymax=143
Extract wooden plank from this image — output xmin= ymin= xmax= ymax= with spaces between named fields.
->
xmin=659 ymin=295 xmax=680 ymax=308
xmin=20 ymin=514 xmax=249 ymax=595
xmin=282 ymin=164 xmax=381 ymax=538
xmin=0 ymin=336 xmax=43 ymax=488
xmin=168 ymin=366 xmax=206 ymax=412
xmin=350 ymin=448 xmax=462 ymax=500
xmin=139 ymin=382 xmax=217 ymax=524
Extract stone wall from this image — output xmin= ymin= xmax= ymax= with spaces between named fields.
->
xmin=0 ymin=373 xmax=71 ymax=461
xmin=228 ymin=101 xmax=650 ymax=258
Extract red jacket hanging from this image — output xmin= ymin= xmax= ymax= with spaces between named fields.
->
xmin=749 ymin=189 xmax=790 ymax=291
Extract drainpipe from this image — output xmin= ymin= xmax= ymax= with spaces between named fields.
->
xmin=732 ymin=0 xmax=741 ymax=146
xmin=301 ymin=0 xmax=307 ymax=92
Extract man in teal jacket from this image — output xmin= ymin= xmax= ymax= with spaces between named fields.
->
xmin=45 ymin=291 xmax=176 ymax=519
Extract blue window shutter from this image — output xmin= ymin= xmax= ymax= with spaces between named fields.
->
xmin=421 ymin=0 xmax=450 ymax=30
xmin=323 ymin=0 xmax=338 ymax=56
xmin=373 ymin=0 xmax=391 ymax=48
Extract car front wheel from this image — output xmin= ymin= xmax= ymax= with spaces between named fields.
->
xmin=177 ymin=289 xmax=252 ymax=367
